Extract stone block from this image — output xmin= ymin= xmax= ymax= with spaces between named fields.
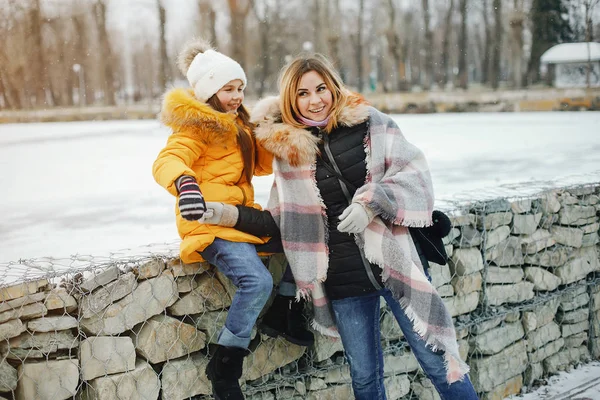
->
xmin=161 ymin=352 xmax=211 ymax=399
xmin=79 ymin=336 xmax=136 ymax=381
xmin=470 ymin=322 xmax=524 ymax=355
xmin=83 ymin=360 xmax=159 ymax=400
xmin=486 ymin=282 xmax=534 ymax=306
xmin=526 ymin=321 xmax=561 ymax=352
xmin=0 ymin=279 xmax=48 ymax=302
xmin=80 ymin=266 xmax=120 ymax=293
xmin=523 ymin=267 xmax=561 ymax=291
xmin=80 ymin=272 xmax=137 ymax=319
xmin=451 ymin=272 xmax=482 ymax=297
xmin=512 ymin=213 xmax=542 ymax=235
xmin=15 ymin=359 xmax=79 ymax=400
xmin=470 ymin=340 xmax=527 ymax=392
xmin=168 ymin=272 xmax=230 ymax=316
xmin=131 ymin=314 xmax=206 ymax=364
xmin=450 ymin=248 xmax=483 ymax=276
xmin=80 ymin=273 xmax=177 ymax=335
xmin=0 ymin=359 xmax=17 ymax=392
xmin=27 ymin=315 xmax=78 ymax=332
xmin=520 ymin=229 xmax=555 ymax=254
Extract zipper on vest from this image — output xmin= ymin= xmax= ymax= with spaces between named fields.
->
xmin=321 ymin=131 xmax=382 ymax=291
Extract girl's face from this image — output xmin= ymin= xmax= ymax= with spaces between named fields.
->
xmin=296 ymin=70 xmax=332 ymax=121
xmin=216 ymin=79 xmax=244 ymax=113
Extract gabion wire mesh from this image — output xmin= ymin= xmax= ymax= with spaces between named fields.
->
xmin=1 ymin=182 xmax=599 ymax=400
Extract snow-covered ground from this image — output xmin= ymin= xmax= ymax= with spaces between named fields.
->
xmin=508 ymin=361 xmax=600 ymax=399
xmin=1 ymin=112 xmax=599 ymax=265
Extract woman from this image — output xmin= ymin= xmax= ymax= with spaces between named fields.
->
xmin=207 ymin=54 xmax=479 ymax=399
xmin=152 ymin=38 xmax=275 ymax=399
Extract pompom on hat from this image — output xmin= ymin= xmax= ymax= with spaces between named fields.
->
xmin=176 ymin=38 xmax=247 ymax=102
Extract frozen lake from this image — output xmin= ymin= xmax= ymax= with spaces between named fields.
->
xmin=1 ymin=112 xmax=599 ymax=264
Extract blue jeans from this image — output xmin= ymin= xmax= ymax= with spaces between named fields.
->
xmin=331 ymin=289 xmax=479 ymax=400
xmin=200 ymin=238 xmax=273 ymax=349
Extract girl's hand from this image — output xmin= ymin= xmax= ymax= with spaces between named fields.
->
xmin=176 ymin=176 xmax=206 ymax=221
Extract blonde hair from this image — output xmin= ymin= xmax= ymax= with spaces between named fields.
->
xmin=278 ymin=54 xmax=348 ymax=132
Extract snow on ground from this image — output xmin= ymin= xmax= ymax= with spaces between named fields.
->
xmin=1 ymin=112 xmax=599 ymax=265
xmin=508 ymin=361 xmax=600 ymax=399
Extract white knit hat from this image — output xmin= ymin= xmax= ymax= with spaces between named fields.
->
xmin=186 ymin=49 xmax=247 ymax=102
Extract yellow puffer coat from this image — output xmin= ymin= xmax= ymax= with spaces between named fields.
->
xmin=152 ymin=88 xmax=273 ymax=263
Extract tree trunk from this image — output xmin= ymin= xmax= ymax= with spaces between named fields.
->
xmin=158 ymin=0 xmax=169 ymax=92
xmin=30 ymin=0 xmax=54 ymax=107
xmin=327 ymin=0 xmax=342 ymax=74
xmin=353 ymin=0 xmax=365 ymax=91
xmin=252 ymin=0 xmax=271 ymax=97
xmin=312 ymin=0 xmax=321 ymax=52
xmin=386 ymin=0 xmax=406 ymax=91
xmin=481 ymin=0 xmax=491 ymax=84
xmin=509 ymin=1 xmax=525 ymax=88
xmin=95 ymin=0 xmax=116 ymax=105
xmin=197 ymin=1 xmax=217 ymax=45
xmin=441 ymin=0 xmax=455 ymax=87
xmin=72 ymin=13 xmax=91 ymax=105
xmin=421 ymin=0 xmax=432 ymax=90
xmin=457 ymin=0 xmax=468 ymax=89
xmin=227 ymin=0 xmax=251 ymax=70
xmin=490 ymin=0 xmax=503 ymax=89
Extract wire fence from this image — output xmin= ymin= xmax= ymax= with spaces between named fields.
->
xmin=1 ymin=181 xmax=599 ymax=400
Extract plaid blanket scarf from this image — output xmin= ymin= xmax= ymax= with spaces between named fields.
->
xmin=252 ymin=95 xmax=469 ymax=383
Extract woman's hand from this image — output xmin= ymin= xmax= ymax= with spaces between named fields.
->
xmin=338 ymin=203 xmax=370 ymax=234
xmin=201 ymin=202 xmax=239 ymax=227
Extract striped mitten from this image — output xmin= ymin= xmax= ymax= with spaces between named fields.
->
xmin=176 ymin=175 xmax=206 ymax=221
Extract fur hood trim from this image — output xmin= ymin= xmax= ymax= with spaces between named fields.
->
xmin=160 ymin=88 xmax=238 ymax=145
xmin=251 ymin=93 xmax=370 ymax=166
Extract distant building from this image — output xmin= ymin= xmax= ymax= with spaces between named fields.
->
xmin=540 ymin=42 xmax=600 ymax=88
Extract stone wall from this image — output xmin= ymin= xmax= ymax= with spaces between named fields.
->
xmin=0 ymin=184 xmax=599 ymax=400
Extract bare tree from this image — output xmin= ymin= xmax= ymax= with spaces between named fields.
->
xmin=252 ymin=0 xmax=273 ymax=97
xmin=457 ymin=0 xmax=468 ymax=89
xmin=157 ymin=0 xmax=170 ymax=92
xmin=326 ymin=0 xmax=342 ymax=73
xmin=350 ymin=0 xmax=366 ymax=91
xmin=582 ymin=0 xmax=600 ymax=87
xmin=386 ymin=0 xmax=408 ymax=91
xmin=421 ymin=0 xmax=433 ymax=90
xmin=227 ymin=0 xmax=252 ymax=70
xmin=29 ymin=0 xmax=54 ymax=106
xmin=489 ymin=0 xmax=503 ymax=89
xmin=441 ymin=0 xmax=455 ymax=87
xmin=312 ymin=0 xmax=323 ymax=53
xmin=197 ymin=0 xmax=217 ymax=45
xmin=481 ymin=0 xmax=491 ymax=84
xmin=509 ymin=0 xmax=525 ymax=88
xmin=94 ymin=0 xmax=116 ymax=105
xmin=72 ymin=9 xmax=91 ymax=105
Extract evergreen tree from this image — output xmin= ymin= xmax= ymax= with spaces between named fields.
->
xmin=526 ymin=0 xmax=573 ymax=84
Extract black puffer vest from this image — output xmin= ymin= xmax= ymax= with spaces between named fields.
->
xmin=312 ymin=121 xmax=384 ymax=300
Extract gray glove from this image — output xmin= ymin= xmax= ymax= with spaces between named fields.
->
xmin=201 ymin=202 xmax=239 ymax=227
xmin=338 ymin=203 xmax=372 ymax=234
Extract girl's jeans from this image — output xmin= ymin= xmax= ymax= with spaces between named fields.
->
xmin=200 ymin=238 xmax=273 ymax=349
xmin=331 ymin=289 xmax=479 ymax=400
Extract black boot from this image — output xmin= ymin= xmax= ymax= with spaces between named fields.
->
xmin=259 ymin=295 xmax=315 ymax=346
xmin=205 ymin=345 xmax=248 ymax=400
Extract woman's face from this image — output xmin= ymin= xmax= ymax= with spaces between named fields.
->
xmin=296 ymin=70 xmax=332 ymax=121
xmin=216 ymin=79 xmax=244 ymax=113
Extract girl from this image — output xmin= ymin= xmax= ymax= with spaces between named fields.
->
xmin=152 ymin=38 xmax=274 ymax=400
xmin=206 ymin=54 xmax=479 ymax=399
